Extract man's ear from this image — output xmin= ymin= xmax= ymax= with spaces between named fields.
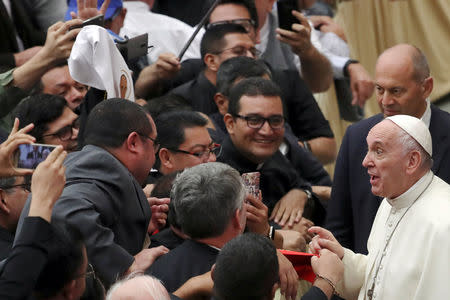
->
xmin=125 ymin=132 xmax=141 ymax=154
xmin=159 ymin=148 xmax=174 ymax=169
xmin=422 ymin=77 xmax=433 ymax=99
xmin=0 ymin=190 xmax=10 ymax=214
xmin=406 ymin=150 xmax=422 ymax=175
xmin=232 ymin=208 xmax=245 ymax=232
xmin=214 ymin=93 xmax=228 ymax=116
xmin=204 ymin=53 xmax=220 ymax=72
xmin=224 ymin=113 xmax=235 ymax=135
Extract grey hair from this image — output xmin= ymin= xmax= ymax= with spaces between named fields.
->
xmin=396 ymin=127 xmax=433 ymax=170
xmin=411 ymin=45 xmax=430 ymax=83
xmin=170 ymin=162 xmax=245 ymax=239
xmin=106 ymin=273 xmax=170 ymax=300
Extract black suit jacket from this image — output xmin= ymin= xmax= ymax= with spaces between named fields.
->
xmin=0 ymin=226 xmax=14 ymax=261
xmin=218 ymin=136 xmax=314 ymax=218
xmin=146 ymin=239 xmax=219 ymax=293
xmin=0 ymin=217 xmax=53 ymax=300
xmin=326 ymin=105 xmax=450 ymax=254
xmin=0 ymin=1 xmax=45 ymax=68
xmin=16 ymin=145 xmax=151 ymax=287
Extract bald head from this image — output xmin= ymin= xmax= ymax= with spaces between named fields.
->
xmin=378 ymin=44 xmax=430 ymax=83
xmin=106 ymin=275 xmax=170 ymax=300
xmin=375 ymin=44 xmax=433 ymax=118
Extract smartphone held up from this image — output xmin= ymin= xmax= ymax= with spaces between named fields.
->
xmin=15 ymin=143 xmax=57 ymax=169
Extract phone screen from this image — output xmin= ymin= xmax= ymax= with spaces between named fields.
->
xmin=277 ymin=0 xmax=299 ymax=31
xmin=242 ymin=172 xmax=260 ymax=198
xmin=15 ymin=143 xmax=56 ymax=169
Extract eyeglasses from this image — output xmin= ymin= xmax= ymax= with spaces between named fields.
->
xmin=168 ymin=143 xmax=221 ymax=160
xmin=213 ymin=45 xmax=261 ymax=58
xmin=139 ymin=134 xmax=160 ymax=152
xmin=233 ymin=114 xmax=285 ymax=130
xmin=75 ymin=263 xmax=96 ymax=280
xmin=2 ymin=183 xmax=31 ymax=192
xmin=206 ymin=18 xmax=256 ymax=34
xmin=42 ymin=118 xmax=80 ymax=141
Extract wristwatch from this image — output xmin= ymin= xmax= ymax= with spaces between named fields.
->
xmin=303 ymin=189 xmax=313 ymax=201
xmin=343 ymin=59 xmax=359 ymax=77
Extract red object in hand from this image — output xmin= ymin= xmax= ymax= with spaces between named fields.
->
xmin=280 ymin=250 xmax=318 ymax=283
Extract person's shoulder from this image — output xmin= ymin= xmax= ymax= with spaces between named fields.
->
xmin=430 ymin=104 xmax=450 ymax=125
xmin=346 ymin=113 xmax=383 ymax=135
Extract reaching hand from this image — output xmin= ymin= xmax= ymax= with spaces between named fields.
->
xmin=347 ymin=63 xmax=375 ymax=107
xmin=276 ymin=11 xmax=313 ymax=56
xmin=39 ymin=19 xmax=83 ymax=65
xmin=13 ymin=47 xmax=42 ymax=67
xmin=152 ymin=53 xmax=181 ymax=81
xmin=245 ymin=192 xmax=270 ymax=236
xmin=308 ymin=226 xmax=344 ymax=259
xmin=276 ymin=250 xmax=299 ymax=300
xmin=309 ymin=15 xmax=347 ymax=42
xmin=29 ymin=146 xmax=67 ymax=222
xmin=147 ymin=197 xmax=170 ymax=233
xmin=270 ymin=189 xmax=306 ymax=228
xmin=311 ymin=248 xmax=344 ymax=287
xmin=0 ymin=118 xmax=35 ymax=178
xmin=70 ymin=0 xmax=111 ymax=20
xmin=288 ymin=217 xmax=314 ymax=243
xmin=128 ymin=246 xmax=169 ymax=274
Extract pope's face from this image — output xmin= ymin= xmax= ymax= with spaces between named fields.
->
xmin=362 ymin=121 xmax=408 ymax=199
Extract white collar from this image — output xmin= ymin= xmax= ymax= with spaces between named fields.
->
xmin=386 ymin=170 xmax=433 ymax=209
xmin=421 ymin=98 xmax=431 ymax=128
xmin=256 ymin=14 xmax=270 ymax=53
xmin=123 ymin=1 xmax=149 ymax=11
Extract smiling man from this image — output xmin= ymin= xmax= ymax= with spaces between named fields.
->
xmin=326 ymin=44 xmax=450 ymax=254
xmin=218 ymin=77 xmax=313 ymax=232
xmin=147 ymin=110 xmax=218 ymax=183
xmin=310 ymin=115 xmax=450 ymax=300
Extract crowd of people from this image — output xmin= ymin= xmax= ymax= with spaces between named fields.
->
xmin=0 ymin=0 xmax=449 ymax=300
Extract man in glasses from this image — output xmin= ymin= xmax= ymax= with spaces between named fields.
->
xmin=0 ymin=175 xmax=30 ymax=260
xmin=13 ymin=94 xmax=79 ymax=152
xmin=219 ymin=77 xmax=314 ymax=234
xmin=169 ymin=23 xmax=258 ymax=115
xmin=148 ymin=111 xmax=218 ymax=183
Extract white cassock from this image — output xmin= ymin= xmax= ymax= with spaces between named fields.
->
xmin=336 ymin=171 xmax=450 ymax=300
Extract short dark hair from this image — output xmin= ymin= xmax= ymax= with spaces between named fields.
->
xmin=213 ymin=233 xmax=279 ymax=300
xmin=143 ymin=94 xmax=192 ymax=120
xmin=0 ymin=176 xmax=16 ymax=191
xmin=228 ymin=77 xmax=282 ymax=116
xmin=84 ymin=98 xmax=153 ymax=149
xmin=217 ymin=57 xmax=272 ymax=97
xmin=200 ymin=23 xmax=248 ymax=59
xmin=34 ymin=224 xmax=86 ymax=299
xmin=13 ymin=94 xmax=68 ymax=142
xmin=155 ymin=111 xmax=208 ymax=150
xmin=207 ymin=0 xmax=259 ymax=30
xmin=171 ymin=162 xmax=245 ymax=239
